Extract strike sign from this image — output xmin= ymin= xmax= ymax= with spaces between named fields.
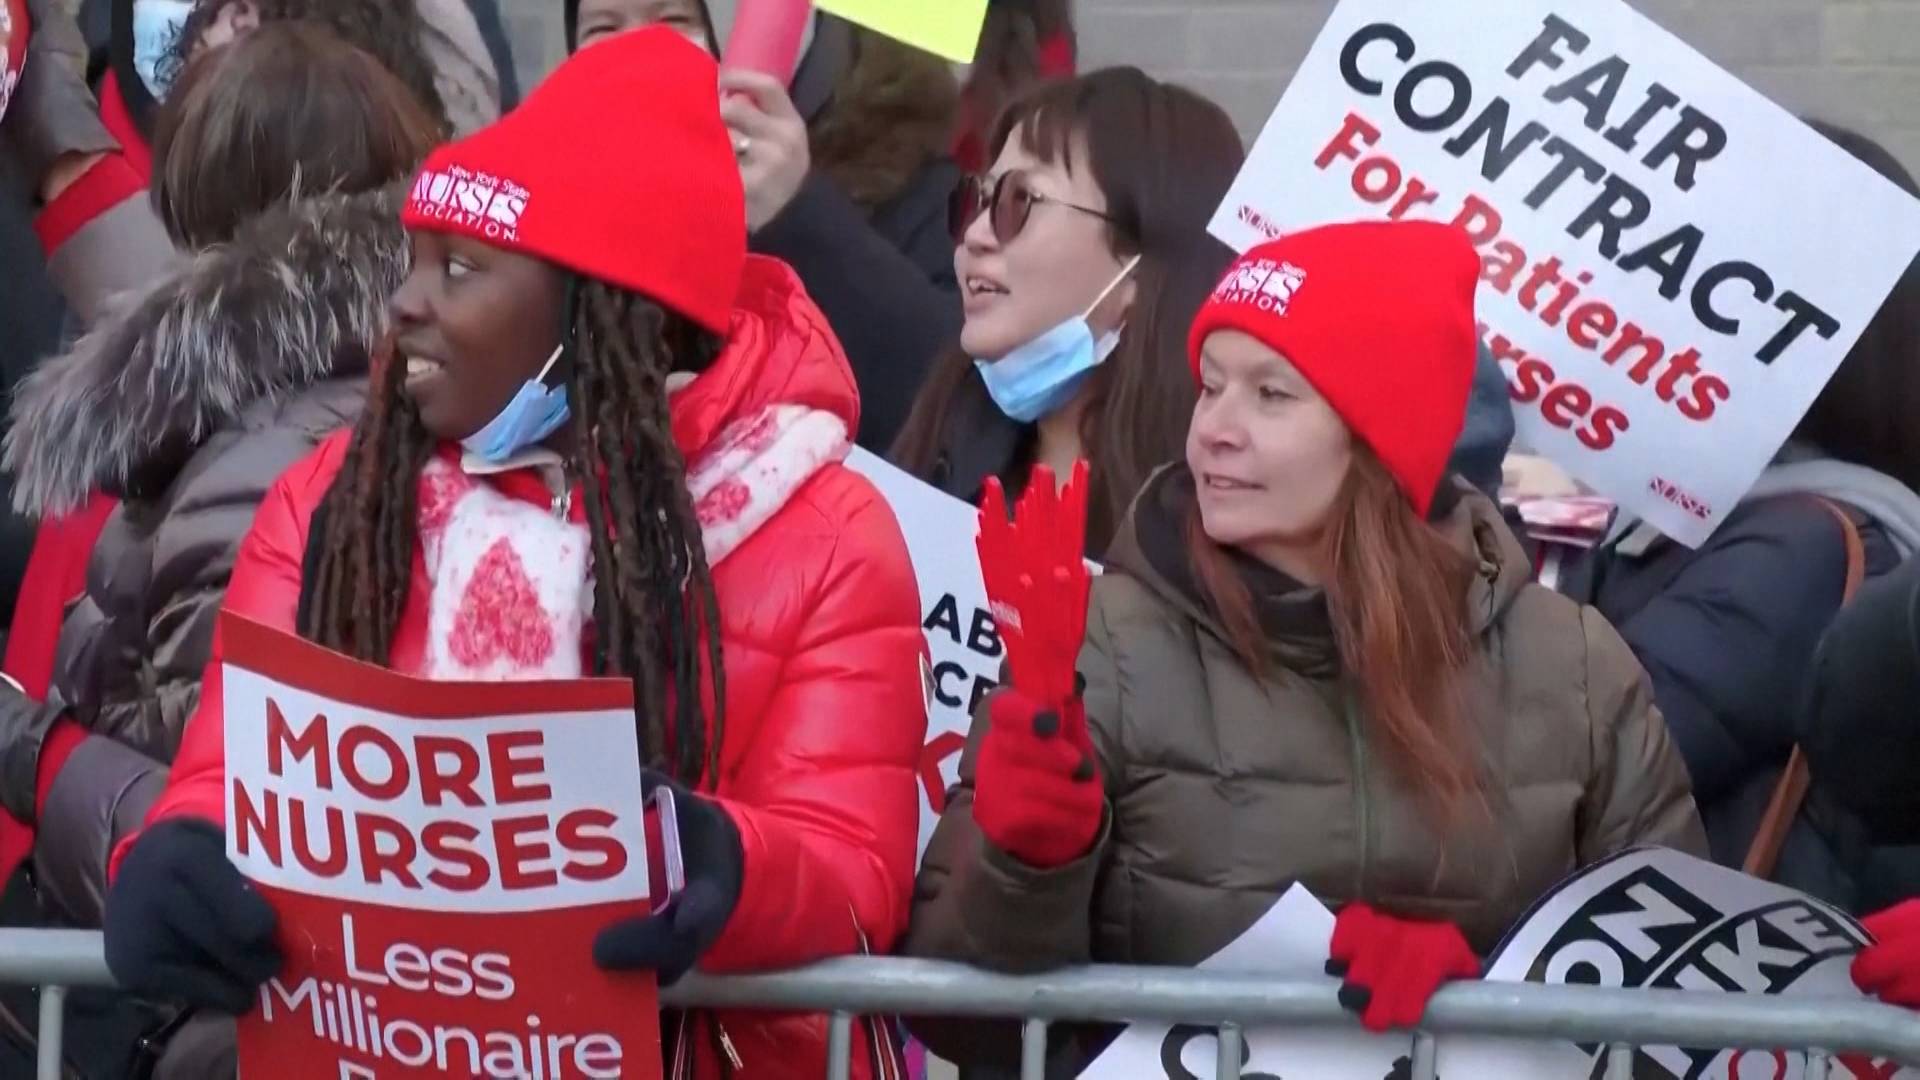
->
xmin=219 ymin=614 xmax=660 ymax=1080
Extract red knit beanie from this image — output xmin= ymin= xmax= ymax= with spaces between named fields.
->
xmin=1 ymin=0 xmax=26 ymax=125
xmin=1187 ymin=220 xmax=1480 ymax=515
xmin=402 ymin=28 xmax=745 ymax=335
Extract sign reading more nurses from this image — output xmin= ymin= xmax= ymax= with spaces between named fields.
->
xmin=220 ymin=615 xmax=661 ymax=1080
xmin=1210 ymin=0 xmax=1920 ymax=546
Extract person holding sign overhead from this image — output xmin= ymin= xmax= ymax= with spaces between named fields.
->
xmin=890 ymin=67 xmax=1247 ymax=557
xmin=568 ymin=0 xmax=966 ymax=455
xmin=906 ymin=220 xmax=1706 ymax=1074
xmin=99 ymin=29 xmax=925 ymax=1079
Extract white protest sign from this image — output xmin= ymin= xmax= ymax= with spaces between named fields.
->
xmin=1079 ymin=885 xmax=1413 ymax=1079
xmin=1209 ymin=0 xmax=1920 ymax=547
xmin=1439 ymin=847 xmax=1916 ymax=1079
xmin=846 ymin=449 xmax=1004 ymax=858
xmin=220 ymin=615 xmax=661 ymax=1080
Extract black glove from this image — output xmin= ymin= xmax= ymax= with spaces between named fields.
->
xmin=0 ymin=676 xmax=64 ymax=825
xmin=2 ymin=0 xmax=119 ymax=190
xmin=592 ymin=770 xmax=744 ymax=985
xmin=103 ymin=818 xmax=282 ymax=1013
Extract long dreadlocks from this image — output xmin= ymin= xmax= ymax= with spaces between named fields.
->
xmin=300 ymin=281 xmax=727 ymax=787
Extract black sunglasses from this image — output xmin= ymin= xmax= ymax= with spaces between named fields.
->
xmin=951 ymin=170 xmax=1121 ymax=244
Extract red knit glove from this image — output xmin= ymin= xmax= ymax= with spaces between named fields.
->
xmin=971 ymin=686 xmax=1102 ymax=869
xmin=1327 ymin=904 xmax=1480 ymax=1032
xmin=1854 ymin=900 xmax=1920 ymax=1009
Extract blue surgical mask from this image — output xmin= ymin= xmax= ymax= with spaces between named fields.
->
xmin=132 ymin=0 xmax=194 ymax=101
xmin=973 ymin=256 xmax=1141 ymax=424
xmin=462 ymin=343 xmax=571 ymax=463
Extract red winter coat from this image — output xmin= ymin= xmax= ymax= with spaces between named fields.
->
xmin=126 ymin=258 xmax=927 ymax=1079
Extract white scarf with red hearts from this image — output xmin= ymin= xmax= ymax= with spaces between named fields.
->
xmin=411 ymin=404 xmax=850 ymax=681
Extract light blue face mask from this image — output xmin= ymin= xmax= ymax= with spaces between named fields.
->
xmin=973 ymin=256 xmax=1141 ymax=424
xmin=462 ymin=342 xmax=571 ymax=463
xmin=132 ymin=0 xmax=194 ymax=100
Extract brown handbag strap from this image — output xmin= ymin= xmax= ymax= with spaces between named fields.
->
xmin=1741 ymin=497 xmax=1866 ymax=878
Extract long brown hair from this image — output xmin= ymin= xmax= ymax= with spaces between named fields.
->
xmin=892 ymin=67 xmax=1244 ymax=552
xmin=299 ymin=283 xmax=728 ymax=788
xmin=152 ymin=23 xmax=442 ymax=249
xmin=1187 ymin=448 xmax=1484 ymax=819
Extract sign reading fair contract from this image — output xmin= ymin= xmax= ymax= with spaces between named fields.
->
xmin=219 ymin=614 xmax=660 ymax=1080
xmin=1209 ymin=0 xmax=1920 ymax=546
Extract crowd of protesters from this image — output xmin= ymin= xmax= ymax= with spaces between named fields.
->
xmin=0 ymin=1 xmax=1917 ymax=1077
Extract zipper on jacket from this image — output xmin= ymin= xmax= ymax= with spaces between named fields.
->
xmin=700 ymin=1012 xmax=741 ymax=1077
xmin=1344 ymin=695 xmax=1371 ymax=900
xmin=551 ymin=488 xmax=572 ymax=520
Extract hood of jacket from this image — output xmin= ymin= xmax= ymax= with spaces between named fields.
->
xmin=1106 ymin=465 xmax=1534 ymax=671
xmin=1605 ymin=448 xmax=1920 ymax=561
xmin=5 ymin=185 xmax=407 ymax=517
xmin=669 ymin=254 xmax=862 ymax=459
xmin=804 ymin=19 xmax=959 ymax=211
xmin=1743 ymin=453 xmax=1920 ymax=558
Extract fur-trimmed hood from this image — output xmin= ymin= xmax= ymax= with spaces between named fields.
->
xmin=5 ymin=185 xmax=408 ymax=517
xmin=807 ymin=22 xmax=960 ymax=210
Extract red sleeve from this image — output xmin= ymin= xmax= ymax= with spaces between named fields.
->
xmin=32 ymin=153 xmax=147 ymax=257
xmin=95 ymin=71 xmax=154 ymax=179
xmin=108 ymin=436 xmax=348 ymax=877
xmin=701 ymin=485 xmax=928 ymax=972
xmin=0 ymin=719 xmax=86 ymax=884
xmin=3 ymin=495 xmax=119 ymax=700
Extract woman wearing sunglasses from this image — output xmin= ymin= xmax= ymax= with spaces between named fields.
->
xmin=889 ymin=67 xmax=1245 ymax=556
xmin=905 ymin=222 xmax=1705 ymax=1075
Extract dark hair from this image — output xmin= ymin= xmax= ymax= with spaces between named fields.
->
xmin=963 ymin=0 xmax=1075 ymax=140
xmin=892 ymin=68 xmax=1245 ymax=552
xmin=1794 ymin=121 xmax=1920 ymax=491
xmin=300 ymin=283 xmax=729 ymax=787
xmin=168 ymin=0 xmax=450 ymax=131
xmin=1188 ymin=447 xmax=1484 ymax=821
xmin=152 ymin=24 xmax=442 ymax=249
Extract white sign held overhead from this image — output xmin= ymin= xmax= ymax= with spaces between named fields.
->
xmin=1209 ymin=0 xmax=1920 ymax=547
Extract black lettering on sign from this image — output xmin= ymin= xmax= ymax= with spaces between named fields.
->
xmin=967 ymin=608 xmax=1003 ymax=659
xmin=930 ymin=661 xmax=971 ymax=710
xmin=1157 ymin=1025 xmax=1282 ymax=1080
xmin=1649 ymin=899 xmax=1864 ymax=996
xmin=1384 ymin=1056 xmax=1438 ymax=1080
xmin=924 ymin=594 xmax=962 ymax=643
xmin=1758 ymin=292 xmax=1840 ymax=365
xmin=967 ymin=672 xmax=1000 ymax=716
xmin=1339 ymin=22 xmax=1414 ymax=97
xmin=1529 ymin=867 xmax=1723 ymax=989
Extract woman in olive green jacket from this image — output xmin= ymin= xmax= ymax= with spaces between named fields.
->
xmin=904 ymin=220 xmax=1705 ymax=1075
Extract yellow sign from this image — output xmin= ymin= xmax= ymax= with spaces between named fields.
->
xmin=813 ymin=0 xmax=991 ymax=64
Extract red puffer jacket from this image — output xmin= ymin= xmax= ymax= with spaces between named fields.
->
xmin=124 ymin=258 xmax=927 ymax=1079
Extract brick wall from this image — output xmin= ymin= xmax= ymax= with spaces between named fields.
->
xmin=498 ymin=0 xmax=1920 ymax=173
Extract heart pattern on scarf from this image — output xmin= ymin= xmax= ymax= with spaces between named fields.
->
xmin=448 ymin=537 xmax=557 ymax=669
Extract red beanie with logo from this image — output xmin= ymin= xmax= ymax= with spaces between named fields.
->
xmin=402 ymin=28 xmax=745 ymax=335
xmin=1187 ymin=220 xmax=1480 ymax=515
xmin=1 ymin=0 xmax=26 ymax=125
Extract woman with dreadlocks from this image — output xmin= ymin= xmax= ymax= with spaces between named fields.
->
xmin=98 ymin=29 xmax=925 ymax=1079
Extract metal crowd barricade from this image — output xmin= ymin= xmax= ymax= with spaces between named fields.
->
xmin=4 ymin=930 xmax=1920 ymax=1080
